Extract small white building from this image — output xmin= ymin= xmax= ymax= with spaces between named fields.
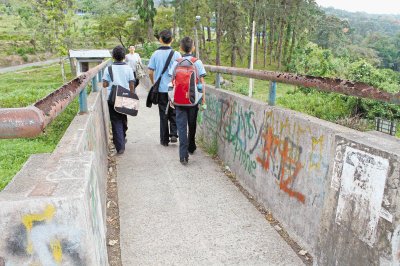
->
xmin=69 ymin=49 xmax=111 ymax=76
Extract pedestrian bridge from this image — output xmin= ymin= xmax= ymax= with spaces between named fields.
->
xmin=0 ymin=61 xmax=399 ymax=266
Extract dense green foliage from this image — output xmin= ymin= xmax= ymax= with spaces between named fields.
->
xmin=0 ymin=64 xmax=78 ymax=190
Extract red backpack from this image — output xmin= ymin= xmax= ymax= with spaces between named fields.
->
xmin=170 ymin=57 xmax=202 ymax=106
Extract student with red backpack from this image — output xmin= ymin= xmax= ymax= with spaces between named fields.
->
xmin=168 ymin=37 xmax=207 ymax=165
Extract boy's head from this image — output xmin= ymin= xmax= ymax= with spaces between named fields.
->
xmin=128 ymin=45 xmax=135 ymax=53
xmin=180 ymin=37 xmax=194 ymax=54
xmin=159 ymin=30 xmax=173 ymax=45
xmin=112 ymin=45 xmax=125 ymax=62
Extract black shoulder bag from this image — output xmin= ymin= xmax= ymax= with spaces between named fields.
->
xmin=146 ymin=50 xmax=175 ymax=108
xmin=108 ymin=65 xmax=139 ymax=117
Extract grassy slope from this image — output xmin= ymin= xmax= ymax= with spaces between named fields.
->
xmin=0 ymin=64 xmax=78 ymax=190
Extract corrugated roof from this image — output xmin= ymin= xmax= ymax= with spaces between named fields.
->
xmin=69 ymin=50 xmax=111 ymax=58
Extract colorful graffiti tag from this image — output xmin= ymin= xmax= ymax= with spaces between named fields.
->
xmin=203 ymin=93 xmax=328 ymax=204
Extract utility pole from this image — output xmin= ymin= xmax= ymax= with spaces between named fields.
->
xmin=249 ymin=20 xmax=256 ymax=97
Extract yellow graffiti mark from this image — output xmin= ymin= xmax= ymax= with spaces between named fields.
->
xmin=50 ymin=239 xmax=63 ymax=263
xmin=309 ymin=136 xmax=324 ymax=170
xmin=22 ymin=205 xmax=63 ymax=264
xmin=22 ymin=205 xmax=56 ymax=231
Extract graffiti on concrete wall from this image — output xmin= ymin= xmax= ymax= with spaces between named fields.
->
xmin=6 ymin=204 xmax=84 ymax=265
xmin=203 ymin=93 xmax=328 ymax=204
xmin=334 ymin=146 xmax=389 ymax=247
xmin=204 ymin=96 xmax=260 ymax=176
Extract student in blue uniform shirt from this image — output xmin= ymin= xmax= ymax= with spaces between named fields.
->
xmin=148 ymin=30 xmax=181 ymax=146
xmin=103 ymin=45 xmax=135 ymax=154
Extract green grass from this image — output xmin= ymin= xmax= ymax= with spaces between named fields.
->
xmin=0 ymin=64 xmax=79 ymax=190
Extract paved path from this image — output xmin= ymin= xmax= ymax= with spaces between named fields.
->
xmin=0 ymin=58 xmax=60 ymax=74
xmin=117 ymin=85 xmax=304 ymax=265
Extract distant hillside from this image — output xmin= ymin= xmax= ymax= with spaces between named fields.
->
xmin=323 ymin=7 xmax=400 ymax=37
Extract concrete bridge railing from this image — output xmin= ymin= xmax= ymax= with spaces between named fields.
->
xmin=0 ymin=64 xmax=111 ymax=265
xmin=199 ymin=86 xmax=400 ymax=265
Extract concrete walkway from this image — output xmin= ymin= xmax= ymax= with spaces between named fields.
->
xmin=117 ymin=85 xmax=304 ymax=265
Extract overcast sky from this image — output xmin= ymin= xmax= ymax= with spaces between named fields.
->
xmin=316 ymin=0 xmax=400 ymax=15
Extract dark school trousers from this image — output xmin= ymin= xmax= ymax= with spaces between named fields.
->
xmin=158 ymin=93 xmax=178 ymax=144
xmin=108 ymin=102 xmax=127 ymax=152
xmin=176 ymin=105 xmax=199 ymax=160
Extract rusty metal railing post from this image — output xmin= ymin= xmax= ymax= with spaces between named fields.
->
xmin=269 ymin=81 xmax=277 ymax=106
xmin=79 ymin=87 xmax=88 ymax=113
xmin=92 ymin=76 xmax=98 ymax=92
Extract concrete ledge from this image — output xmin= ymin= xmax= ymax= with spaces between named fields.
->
xmin=199 ymin=86 xmax=400 ymax=265
xmin=0 ymin=88 xmax=110 ymax=265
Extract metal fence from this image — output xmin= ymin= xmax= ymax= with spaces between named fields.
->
xmin=204 ymin=65 xmax=400 ymax=106
xmin=0 ymin=60 xmax=110 ymax=139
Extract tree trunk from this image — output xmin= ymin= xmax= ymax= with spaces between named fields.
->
xmin=147 ymin=19 xmax=154 ymax=41
xmin=263 ymin=20 xmax=267 ymax=67
xmin=277 ymin=19 xmax=285 ymax=68
xmin=287 ymin=28 xmax=296 ymax=65
xmin=268 ymin=17 xmax=274 ymax=65
xmin=231 ymin=46 xmax=237 ymax=67
xmin=201 ymin=25 xmax=206 ymax=47
xmin=207 ymin=16 xmax=212 ymax=41
xmin=282 ymin=22 xmax=291 ymax=67
xmin=216 ymin=6 xmax=222 ymax=66
xmin=60 ymin=57 xmax=66 ymax=82
xmin=255 ymin=27 xmax=259 ymax=65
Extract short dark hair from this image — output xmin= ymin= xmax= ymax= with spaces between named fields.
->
xmin=112 ymin=45 xmax=125 ymax=61
xmin=180 ymin=37 xmax=194 ymax=53
xmin=159 ymin=29 xmax=173 ymax=44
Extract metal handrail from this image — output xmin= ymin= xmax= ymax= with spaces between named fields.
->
xmin=0 ymin=60 xmax=110 ymax=139
xmin=204 ymin=65 xmax=400 ymax=105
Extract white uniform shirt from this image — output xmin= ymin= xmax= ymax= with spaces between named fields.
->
xmin=125 ymin=53 xmax=141 ymax=71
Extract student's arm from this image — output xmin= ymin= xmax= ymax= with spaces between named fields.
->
xmin=103 ymin=68 xmax=110 ymax=88
xmin=200 ymin=77 xmax=206 ymax=105
xmin=149 ymin=69 xmax=154 ymax=84
xmin=129 ymin=80 xmax=135 ymax=94
xmin=128 ymin=68 xmax=135 ymax=94
xmin=196 ymin=60 xmax=207 ymax=105
xmin=148 ymin=54 xmax=156 ymax=84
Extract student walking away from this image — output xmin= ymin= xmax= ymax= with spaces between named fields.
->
xmin=103 ymin=45 xmax=135 ymax=155
xmin=148 ymin=30 xmax=181 ymax=146
xmin=125 ymin=45 xmax=141 ymax=87
xmin=169 ymin=37 xmax=206 ymax=165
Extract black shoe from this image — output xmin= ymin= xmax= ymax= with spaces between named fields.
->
xmin=180 ymin=157 xmax=189 ymax=165
xmin=188 ymin=149 xmax=196 ymax=155
xmin=170 ymin=136 xmax=178 ymax=143
xmin=161 ymin=141 xmax=169 ymax=147
xmin=117 ymin=149 xmax=125 ymax=155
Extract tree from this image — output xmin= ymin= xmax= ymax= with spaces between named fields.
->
xmin=96 ymin=14 xmax=146 ymax=48
xmin=17 ymin=0 xmax=76 ymax=81
xmin=135 ymin=0 xmax=157 ymax=41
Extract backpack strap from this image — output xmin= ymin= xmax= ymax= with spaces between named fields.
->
xmin=190 ymin=57 xmax=198 ymax=64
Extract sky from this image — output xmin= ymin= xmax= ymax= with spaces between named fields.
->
xmin=316 ymin=0 xmax=400 ymax=15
